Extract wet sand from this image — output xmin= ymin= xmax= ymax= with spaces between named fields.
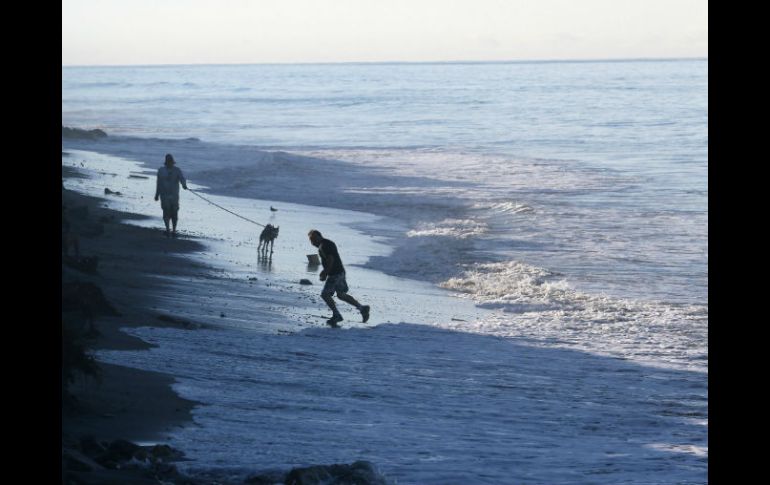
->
xmin=62 ymin=180 xmax=205 ymax=480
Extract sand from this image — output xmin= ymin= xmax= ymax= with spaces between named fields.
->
xmin=61 ymin=180 xmax=208 ymax=482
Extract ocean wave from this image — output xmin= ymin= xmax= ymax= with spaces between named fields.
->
xmin=406 ymin=219 xmax=488 ymax=239
xmin=439 ymin=259 xmax=708 ymax=371
xmin=472 ymin=201 xmax=535 ymax=214
xmin=441 ymin=260 xmax=561 ymax=301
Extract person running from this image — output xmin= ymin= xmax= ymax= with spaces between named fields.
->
xmin=308 ymin=229 xmax=370 ymax=326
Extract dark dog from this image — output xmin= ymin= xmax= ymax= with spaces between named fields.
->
xmin=258 ymin=224 xmax=279 ymax=253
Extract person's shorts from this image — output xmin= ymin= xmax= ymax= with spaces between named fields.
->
xmin=160 ymin=195 xmax=179 ymax=214
xmin=322 ymin=272 xmax=349 ymax=298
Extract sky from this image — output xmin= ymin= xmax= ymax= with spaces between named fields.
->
xmin=62 ymin=0 xmax=707 ymax=66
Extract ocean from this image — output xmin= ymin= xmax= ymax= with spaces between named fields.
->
xmin=62 ymin=59 xmax=707 ymax=484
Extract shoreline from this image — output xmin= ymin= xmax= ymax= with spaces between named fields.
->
xmin=62 ymin=177 xmax=208 ymax=481
xmin=61 ymin=165 xmax=398 ymax=485
xmin=60 ymin=146 xmax=708 ymax=484
xmin=59 ymin=149 xmax=492 ymax=484
xmin=60 ymin=137 xmax=476 ymax=288
xmin=59 ymin=150 xmax=467 ymax=484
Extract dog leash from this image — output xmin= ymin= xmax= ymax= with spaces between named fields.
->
xmin=187 ymin=188 xmax=266 ymax=227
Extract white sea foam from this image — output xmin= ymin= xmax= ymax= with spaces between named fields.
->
xmin=439 ymin=260 xmax=708 ymax=372
xmin=645 ymin=443 xmax=709 ymax=458
xmin=406 ymin=219 xmax=488 ymax=239
xmin=441 ymin=260 xmax=561 ymax=301
xmin=477 ymin=201 xmax=535 ymax=214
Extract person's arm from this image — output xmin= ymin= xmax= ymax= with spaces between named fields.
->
xmin=320 ymin=254 xmax=334 ymax=280
xmin=179 ymin=168 xmax=188 ymax=190
xmin=319 ymin=241 xmax=333 ymax=280
xmin=155 ymin=169 xmax=161 ymax=200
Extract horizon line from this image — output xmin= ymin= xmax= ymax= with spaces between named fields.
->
xmin=62 ymin=56 xmax=707 ymax=69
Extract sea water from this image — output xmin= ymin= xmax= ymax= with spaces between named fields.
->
xmin=62 ymin=59 xmax=707 ymax=484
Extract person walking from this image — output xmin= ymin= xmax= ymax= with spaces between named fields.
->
xmin=154 ymin=153 xmax=188 ymax=237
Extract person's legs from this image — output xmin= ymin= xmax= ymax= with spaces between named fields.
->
xmin=170 ymin=198 xmax=180 ymax=236
xmin=332 ymin=273 xmax=358 ymax=309
xmin=322 ymin=292 xmax=341 ymax=317
xmin=332 ymin=273 xmax=370 ymax=322
xmin=321 ymin=278 xmax=342 ymax=317
xmin=337 ymin=293 xmax=370 ymax=322
xmin=337 ymin=292 xmax=361 ymax=309
xmin=161 ymin=197 xmax=172 ymax=236
xmin=162 ymin=213 xmax=171 ymax=236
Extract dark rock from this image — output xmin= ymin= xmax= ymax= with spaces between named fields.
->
xmin=93 ymin=440 xmax=144 ymax=469
xmin=79 ymin=436 xmax=107 ymax=457
xmin=63 ymin=440 xmax=193 ymax=484
xmin=62 ymin=126 xmax=108 ymax=139
xmin=132 ymin=447 xmax=149 ymax=462
xmin=245 ymin=470 xmax=286 ymax=484
xmin=285 ymin=465 xmax=333 ymax=485
xmin=107 ymin=439 xmax=141 ymax=461
xmin=104 ymin=188 xmax=122 ymax=195
xmin=299 ymin=279 xmax=313 ymax=285
xmin=149 ymin=444 xmax=184 ymax=462
xmin=284 ymin=461 xmax=389 ymax=485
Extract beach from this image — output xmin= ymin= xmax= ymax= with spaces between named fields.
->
xmin=61 ymin=154 xmax=477 ymax=484
xmin=62 ymin=169 xmax=396 ymax=485
xmin=61 ymin=145 xmax=707 ymax=484
xmin=62 ymin=174 xmax=204 ymax=483
xmin=61 ymin=59 xmax=707 ymax=485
